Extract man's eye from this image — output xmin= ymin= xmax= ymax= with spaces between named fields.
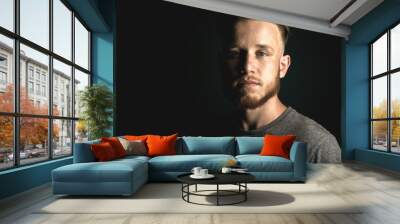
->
xmin=255 ymin=51 xmax=269 ymax=57
xmin=227 ymin=50 xmax=240 ymax=58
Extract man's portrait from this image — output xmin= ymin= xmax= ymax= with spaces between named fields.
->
xmin=116 ymin=1 xmax=343 ymax=164
xmin=218 ymin=16 xmax=342 ymax=163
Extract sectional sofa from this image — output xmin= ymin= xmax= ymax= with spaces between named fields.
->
xmin=52 ymin=136 xmax=307 ymax=196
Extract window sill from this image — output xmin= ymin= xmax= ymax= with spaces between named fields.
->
xmin=355 ymin=148 xmax=400 ymax=172
xmin=0 ymin=156 xmax=72 ymax=176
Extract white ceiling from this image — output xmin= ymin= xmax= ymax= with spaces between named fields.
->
xmin=225 ymin=0 xmax=353 ymax=22
xmin=163 ymin=0 xmax=384 ymax=39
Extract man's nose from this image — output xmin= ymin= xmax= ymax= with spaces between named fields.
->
xmin=239 ymin=52 xmax=255 ymax=75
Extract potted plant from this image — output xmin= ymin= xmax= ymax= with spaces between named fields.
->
xmin=79 ymin=84 xmax=113 ymax=140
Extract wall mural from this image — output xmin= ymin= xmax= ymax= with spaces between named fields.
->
xmin=116 ymin=1 xmax=342 ymax=162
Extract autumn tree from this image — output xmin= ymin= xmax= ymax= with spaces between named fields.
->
xmin=391 ymin=99 xmax=400 ymax=142
xmin=372 ymin=99 xmax=400 ymax=143
xmin=76 ymin=119 xmax=87 ymax=142
xmin=0 ymin=84 xmax=60 ymax=152
xmin=0 ymin=85 xmax=14 ymax=150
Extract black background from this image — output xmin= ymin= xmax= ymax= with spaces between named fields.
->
xmin=115 ymin=0 xmax=342 ymax=142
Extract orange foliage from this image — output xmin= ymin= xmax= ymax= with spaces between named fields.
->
xmin=0 ymin=84 xmax=59 ymax=150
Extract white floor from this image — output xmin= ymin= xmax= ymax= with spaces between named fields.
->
xmin=1 ymin=162 xmax=400 ymax=224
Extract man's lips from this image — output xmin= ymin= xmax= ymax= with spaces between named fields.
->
xmin=243 ymin=80 xmax=260 ymax=85
xmin=237 ymin=79 xmax=262 ymax=87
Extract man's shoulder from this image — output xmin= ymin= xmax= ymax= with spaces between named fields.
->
xmin=284 ymin=108 xmax=341 ymax=163
xmin=286 ymin=108 xmax=332 ymax=136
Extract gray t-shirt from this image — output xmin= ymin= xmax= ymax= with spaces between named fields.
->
xmin=240 ymin=107 xmax=341 ymax=163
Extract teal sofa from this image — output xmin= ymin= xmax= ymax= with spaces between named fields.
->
xmin=52 ymin=136 xmax=307 ymax=196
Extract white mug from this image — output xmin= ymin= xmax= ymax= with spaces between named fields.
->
xmin=221 ymin=167 xmax=232 ymax=174
xmin=200 ymin=169 xmax=208 ymax=176
xmin=191 ymin=167 xmax=202 ymax=176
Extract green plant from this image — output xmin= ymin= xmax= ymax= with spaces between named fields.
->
xmin=79 ymin=84 xmax=113 ymax=140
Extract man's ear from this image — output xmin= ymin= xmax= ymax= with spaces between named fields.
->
xmin=279 ymin=54 xmax=291 ymax=78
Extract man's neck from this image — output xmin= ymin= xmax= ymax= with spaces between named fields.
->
xmin=240 ymin=96 xmax=287 ymax=131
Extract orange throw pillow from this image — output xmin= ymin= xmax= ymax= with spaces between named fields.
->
xmin=124 ymin=135 xmax=148 ymax=141
xmin=259 ymin=134 xmax=296 ymax=159
xmin=146 ymin=134 xmax=178 ymax=157
xmin=101 ymin=137 xmax=127 ymax=158
xmin=91 ymin=142 xmax=117 ymax=161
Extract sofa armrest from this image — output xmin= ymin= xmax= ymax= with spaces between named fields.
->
xmin=73 ymin=140 xmax=100 ymax=163
xmin=289 ymin=141 xmax=307 ymax=181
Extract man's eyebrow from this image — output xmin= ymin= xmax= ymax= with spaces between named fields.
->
xmin=256 ymin=44 xmax=273 ymax=51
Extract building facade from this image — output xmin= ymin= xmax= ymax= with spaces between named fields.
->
xmin=0 ymin=41 xmax=81 ymax=153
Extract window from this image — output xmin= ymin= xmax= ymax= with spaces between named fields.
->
xmin=53 ymin=119 xmax=72 ymax=158
xmin=53 ymin=59 xmax=71 ymax=117
xmin=0 ymin=0 xmax=91 ymax=170
xmin=0 ymin=55 xmax=6 ymax=67
xmin=42 ymin=85 xmax=46 ymax=97
xmin=29 ymin=67 xmax=34 ymax=80
xmin=28 ymin=81 xmax=34 ymax=94
xmin=0 ymin=116 xmax=13 ymax=170
xmin=36 ymin=83 xmax=40 ymax=95
xmin=75 ymin=18 xmax=89 ymax=70
xmin=53 ymin=0 xmax=72 ymax=60
xmin=20 ymin=117 xmax=49 ymax=165
xmin=35 ymin=70 xmax=40 ymax=81
xmin=0 ymin=54 xmax=7 ymax=88
xmin=0 ymin=0 xmax=14 ymax=32
xmin=0 ymin=71 xmax=6 ymax=85
xmin=371 ymin=23 xmax=400 ymax=154
xmin=0 ymin=70 xmax=7 ymax=93
xmin=74 ymin=69 xmax=89 ymax=119
xmin=20 ymin=0 xmax=49 ymax=49
xmin=0 ymin=35 xmax=13 ymax=109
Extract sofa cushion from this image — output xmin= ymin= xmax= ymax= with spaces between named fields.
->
xmin=147 ymin=134 xmax=178 ymax=157
xmin=260 ymin=135 xmax=296 ymax=159
xmin=118 ymin=137 xmax=147 ymax=156
xmin=124 ymin=135 xmax=148 ymax=141
xmin=53 ymin=158 xmax=147 ymax=183
xmin=148 ymin=154 xmax=235 ymax=172
xmin=235 ymin=137 xmax=263 ymax=155
xmin=180 ymin=137 xmax=235 ymax=155
xmin=236 ymin=155 xmax=293 ymax=172
xmin=101 ymin=137 xmax=127 ymax=158
xmin=91 ymin=142 xmax=118 ymax=161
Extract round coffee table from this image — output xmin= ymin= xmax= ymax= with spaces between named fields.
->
xmin=177 ymin=173 xmax=255 ymax=206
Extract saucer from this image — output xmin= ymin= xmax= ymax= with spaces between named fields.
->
xmin=190 ymin=174 xmax=215 ymax=179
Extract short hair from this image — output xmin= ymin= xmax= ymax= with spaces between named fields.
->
xmin=217 ymin=15 xmax=290 ymax=50
xmin=277 ymin=24 xmax=290 ymax=47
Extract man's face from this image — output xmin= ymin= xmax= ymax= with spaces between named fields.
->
xmin=224 ymin=19 xmax=291 ymax=109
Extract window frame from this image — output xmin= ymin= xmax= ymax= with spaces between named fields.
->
xmin=370 ymin=20 xmax=400 ymax=154
xmin=0 ymin=0 xmax=92 ymax=171
xmin=0 ymin=70 xmax=7 ymax=85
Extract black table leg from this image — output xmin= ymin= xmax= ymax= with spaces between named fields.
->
xmin=245 ymin=183 xmax=247 ymax=201
xmin=217 ymin=184 xmax=219 ymax=206
xmin=181 ymin=184 xmax=183 ymax=199
xmin=195 ymin=184 xmax=197 ymax=192
xmin=187 ymin=184 xmax=190 ymax=202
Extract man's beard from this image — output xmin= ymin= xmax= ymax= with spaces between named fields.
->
xmin=234 ymin=77 xmax=280 ymax=110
